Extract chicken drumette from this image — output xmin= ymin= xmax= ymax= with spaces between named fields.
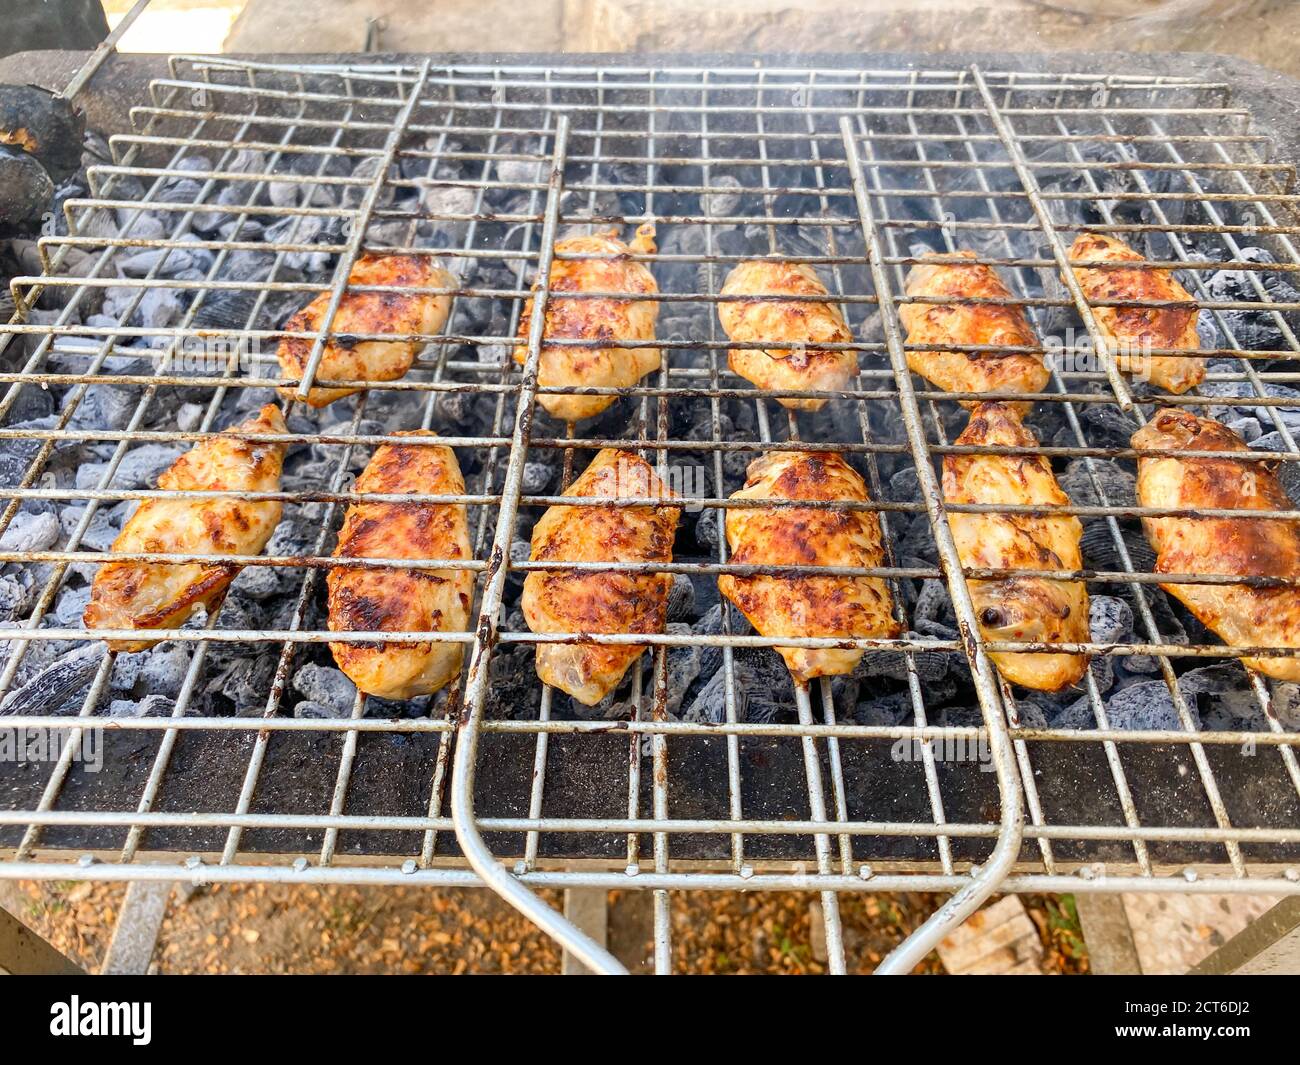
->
xmin=513 ymin=225 xmax=660 ymax=423
xmin=718 ymin=451 xmax=899 ymax=684
xmin=522 ymin=449 xmax=680 ymax=705
xmin=943 ymin=402 xmax=1090 ymax=691
xmin=1065 ymin=233 xmax=1203 ymax=395
xmin=900 ymin=251 xmax=1049 ymax=408
xmin=84 ymin=404 xmax=287 ymax=652
xmin=718 ymin=260 xmax=857 ymax=411
xmin=326 ymin=432 xmax=474 ymax=700
xmin=1133 ymin=408 xmax=1300 ymax=681
xmin=277 ymin=253 xmax=453 ymax=407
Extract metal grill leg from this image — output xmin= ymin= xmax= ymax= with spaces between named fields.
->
xmin=101 ymin=880 xmax=173 ymax=975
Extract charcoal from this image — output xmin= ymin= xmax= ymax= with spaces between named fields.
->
xmin=1104 ymin=679 xmax=1198 ymax=732
xmin=292 ymin=662 xmax=357 ymax=714
xmin=0 ymin=144 xmax=54 ymax=237
xmin=1089 ymin=595 xmax=1134 ymax=645
xmin=0 ymin=510 xmax=59 ymax=552
xmin=692 ymin=602 xmax=727 ymax=681
xmin=53 ymin=584 xmax=90 ymax=627
xmin=0 ymin=572 xmax=28 ymax=620
xmin=109 ymin=694 xmax=174 ymax=718
xmin=1059 ymin=457 xmax=1136 ymax=510
xmin=483 ymin=645 xmax=541 ymax=720
xmin=664 ymin=626 xmax=701 ymax=717
xmin=519 ymin=461 xmax=552 ymax=496
xmin=1052 ymin=695 xmax=1097 ymax=731
xmin=67 ymin=384 xmax=138 ymax=431
xmin=104 ymin=443 xmax=183 ymax=489
xmin=1178 ymin=662 xmax=1265 ymax=732
xmin=1205 ymin=248 xmax=1300 ymax=351
xmin=1269 ymin=683 xmax=1300 ymax=732
xmin=1079 ymin=521 xmax=1155 ymax=575
xmin=702 ymin=175 xmax=743 ymax=218
xmin=206 ymin=653 xmax=278 ymax=715
xmin=138 ymin=642 xmax=193 ymax=697
xmin=1007 ymin=696 xmax=1051 ymax=730
xmin=294 ymin=699 xmax=348 ymax=719
xmin=887 ymin=465 xmax=921 ymax=502
xmin=0 ymin=642 xmax=103 ymax=715
xmin=666 ymin=572 xmax=695 ymax=621
xmin=230 ymin=565 xmax=285 ymax=600
xmin=1225 ymin=416 xmax=1263 ymax=443
xmin=853 ymin=690 xmax=914 ymax=727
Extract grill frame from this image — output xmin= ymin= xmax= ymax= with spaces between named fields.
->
xmin=0 ymin=53 xmax=1298 ymax=973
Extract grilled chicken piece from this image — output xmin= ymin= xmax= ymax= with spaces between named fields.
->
xmin=522 ymin=449 xmax=680 ymax=705
xmin=900 ymin=251 xmax=1049 ymax=408
xmin=84 ymin=404 xmax=287 ymax=652
xmin=1133 ymin=408 xmax=1300 ymax=681
xmin=718 ymin=451 xmax=900 ymax=684
xmin=277 ymin=253 xmax=453 ymax=408
xmin=718 ymin=260 xmax=857 ymax=411
xmin=326 ymin=432 xmax=474 ymax=701
xmin=943 ymin=403 xmax=1090 ymax=691
xmin=513 ymin=224 xmax=660 ymax=423
xmin=1065 ymin=233 xmax=1203 ymax=395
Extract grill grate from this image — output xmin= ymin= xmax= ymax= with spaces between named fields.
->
xmin=1 ymin=56 xmax=1299 ymax=974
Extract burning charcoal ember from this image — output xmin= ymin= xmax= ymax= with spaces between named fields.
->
xmin=0 ymin=572 xmax=28 ymax=621
xmin=0 ymin=144 xmax=54 ymax=237
xmin=0 ymin=510 xmax=59 ymax=552
xmin=702 ymin=175 xmax=743 ymax=218
xmin=1088 ymin=594 xmax=1133 ymax=684
xmin=138 ymin=641 xmax=192 ymax=696
xmin=855 ymin=638 xmax=949 ymax=683
xmin=109 ymin=694 xmax=174 ymax=718
xmin=0 ymin=85 xmax=84 ymax=185
xmin=0 ymin=642 xmax=103 ymax=716
xmin=53 ymin=585 xmax=91 ymax=627
xmin=292 ymin=661 xmax=357 ymax=715
xmin=519 ymin=461 xmax=552 ymax=496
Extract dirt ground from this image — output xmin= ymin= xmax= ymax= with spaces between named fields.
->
xmin=3 ymin=879 xmax=1088 ymax=974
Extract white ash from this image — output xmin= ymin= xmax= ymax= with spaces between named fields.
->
xmin=292 ymin=661 xmax=357 ymax=715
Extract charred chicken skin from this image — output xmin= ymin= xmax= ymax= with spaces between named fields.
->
xmin=522 ymin=449 xmax=681 ymax=705
xmin=1065 ymin=233 xmax=1203 ymax=395
xmin=943 ymin=402 xmax=1090 ymax=691
xmin=277 ymin=253 xmax=453 ymax=408
xmin=326 ymin=432 xmax=474 ymax=700
xmin=84 ymin=404 xmax=287 ymax=652
xmin=1133 ymin=409 xmax=1300 ymax=681
xmin=513 ymin=224 xmax=660 ymax=423
xmin=718 ymin=451 xmax=900 ymax=684
xmin=900 ymin=251 xmax=1049 ymax=408
xmin=718 ymin=260 xmax=857 ymax=411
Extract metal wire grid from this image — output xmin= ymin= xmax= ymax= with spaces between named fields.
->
xmin=0 ymin=57 xmax=1296 ymax=973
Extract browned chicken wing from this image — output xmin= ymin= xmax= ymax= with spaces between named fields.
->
xmin=718 ymin=451 xmax=900 ymax=684
xmin=718 ymin=260 xmax=857 ymax=411
xmin=943 ymin=402 xmax=1090 ymax=691
xmin=1133 ymin=409 xmax=1300 ymax=681
xmin=513 ymin=225 xmax=660 ymax=423
xmin=521 ymin=449 xmax=680 ymax=705
xmin=326 ymin=432 xmax=474 ymax=700
xmin=900 ymin=251 xmax=1049 ymax=408
xmin=1065 ymin=233 xmax=1203 ymax=395
xmin=277 ymin=253 xmax=453 ymax=408
xmin=84 ymin=404 xmax=287 ymax=652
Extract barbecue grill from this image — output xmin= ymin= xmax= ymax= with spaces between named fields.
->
xmin=0 ymin=40 xmax=1299 ymax=975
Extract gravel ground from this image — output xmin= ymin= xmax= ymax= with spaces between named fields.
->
xmin=2 ymin=879 xmax=1086 ymax=974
